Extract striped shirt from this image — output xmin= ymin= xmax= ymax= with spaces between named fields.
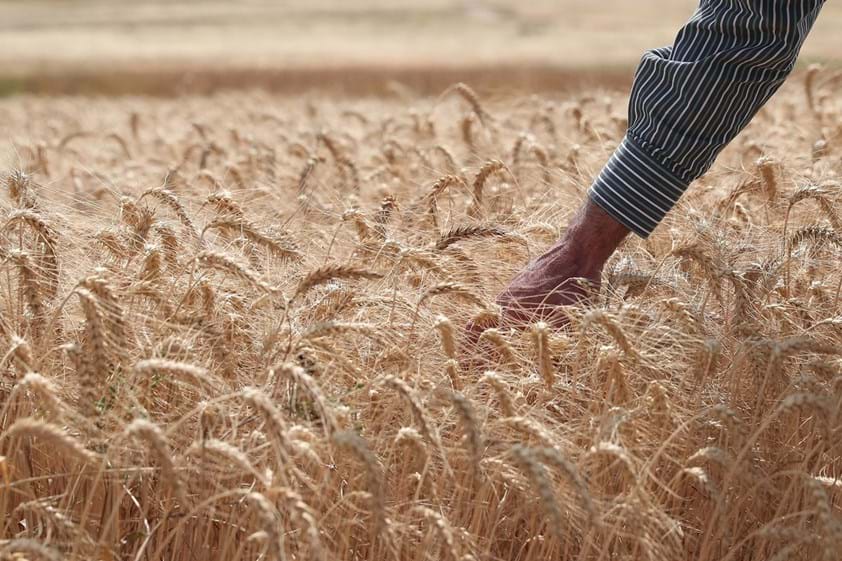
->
xmin=589 ymin=0 xmax=826 ymax=238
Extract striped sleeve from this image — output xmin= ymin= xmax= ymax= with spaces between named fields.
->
xmin=589 ymin=0 xmax=825 ymax=238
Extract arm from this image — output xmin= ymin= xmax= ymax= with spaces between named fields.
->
xmin=497 ymin=0 xmax=825 ymax=326
xmin=590 ymin=0 xmax=825 ymax=237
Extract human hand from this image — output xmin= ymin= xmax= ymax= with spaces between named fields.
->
xmin=494 ymin=241 xmax=602 ymax=327
xmin=467 ymin=198 xmax=629 ymax=338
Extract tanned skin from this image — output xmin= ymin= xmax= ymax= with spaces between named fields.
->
xmin=486 ymin=199 xmax=630 ymax=329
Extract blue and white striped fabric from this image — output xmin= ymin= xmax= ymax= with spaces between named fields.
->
xmin=589 ymin=0 xmax=826 ymax=238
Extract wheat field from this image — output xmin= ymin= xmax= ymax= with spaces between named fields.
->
xmin=0 ymin=72 xmax=841 ymax=561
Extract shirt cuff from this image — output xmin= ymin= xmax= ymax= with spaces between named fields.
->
xmin=588 ymin=136 xmax=690 ymax=238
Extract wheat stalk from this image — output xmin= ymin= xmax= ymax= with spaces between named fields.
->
xmin=293 ymin=264 xmax=383 ymax=302
xmin=440 ymin=82 xmax=491 ymax=127
xmin=0 ymin=539 xmax=63 ymax=561
xmin=4 ymin=418 xmax=97 ymax=464
xmin=140 ymin=187 xmax=199 ymax=238
xmin=195 ymin=250 xmax=281 ymax=295
xmin=450 ymin=391 xmax=484 ymax=468
xmin=332 ymin=430 xmax=386 ymax=532
xmin=125 ymin=418 xmax=188 ymax=504
xmin=531 ymin=322 xmax=555 ymax=388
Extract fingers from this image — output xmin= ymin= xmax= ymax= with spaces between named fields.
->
xmin=496 ymin=289 xmax=577 ymax=329
xmin=461 ymin=317 xmax=499 ymax=372
xmin=461 ymin=275 xmax=597 ymax=371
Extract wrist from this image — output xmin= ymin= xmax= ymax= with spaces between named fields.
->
xmin=562 ymin=199 xmax=629 ymax=272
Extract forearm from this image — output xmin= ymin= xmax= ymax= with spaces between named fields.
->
xmin=590 ymin=0 xmax=825 ymax=238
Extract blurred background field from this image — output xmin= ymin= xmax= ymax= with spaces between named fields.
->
xmin=2 ymin=3 xmax=842 ymax=561
xmin=2 ymin=0 xmax=841 ymax=96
